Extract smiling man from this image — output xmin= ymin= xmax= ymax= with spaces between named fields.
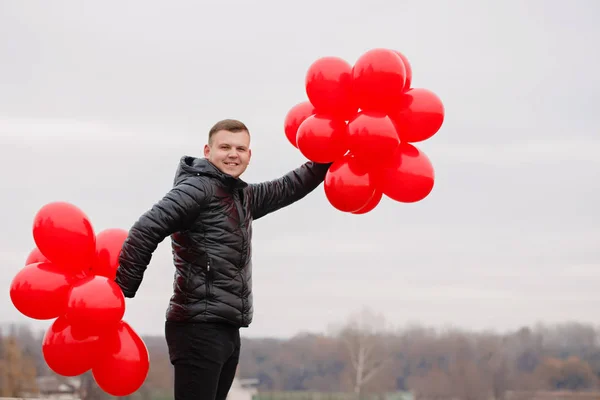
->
xmin=204 ymin=119 xmax=252 ymax=178
xmin=114 ymin=119 xmax=331 ymax=400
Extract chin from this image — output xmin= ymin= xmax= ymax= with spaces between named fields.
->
xmin=232 ymin=169 xmax=246 ymax=178
xmin=224 ymin=167 xmax=241 ymax=177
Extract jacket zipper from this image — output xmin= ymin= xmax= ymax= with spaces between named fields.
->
xmin=233 ymin=191 xmax=246 ymax=269
xmin=233 ymin=190 xmax=247 ymax=323
xmin=206 ymin=259 xmax=211 ymax=297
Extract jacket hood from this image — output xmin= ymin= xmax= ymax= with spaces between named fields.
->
xmin=173 ymin=156 xmax=247 ymax=189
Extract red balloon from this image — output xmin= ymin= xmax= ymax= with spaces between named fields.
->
xmin=352 ymin=48 xmax=407 ymax=113
xmin=10 ymin=261 xmax=74 ymax=320
xmin=284 ymin=101 xmax=315 ymax=148
xmin=347 ymin=111 xmax=400 ymax=168
xmin=65 ymin=275 xmax=125 ymax=336
xmin=392 ymin=50 xmax=413 ymax=91
xmin=25 ymin=247 xmax=48 ymax=265
xmin=377 ymin=143 xmax=435 ymax=203
xmin=92 ymin=321 xmax=150 ymax=397
xmin=42 ymin=316 xmax=102 ymax=376
xmin=351 ymin=190 xmax=383 ymax=215
xmin=91 ymin=228 xmax=129 ymax=280
xmin=32 ymin=202 xmax=96 ymax=274
xmin=296 ymin=115 xmax=349 ymax=163
xmin=389 ymin=88 xmax=445 ymax=143
xmin=305 ymin=56 xmax=357 ymax=120
xmin=324 ymin=154 xmax=376 ymax=212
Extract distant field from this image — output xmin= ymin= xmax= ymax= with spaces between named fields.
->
xmin=252 ymin=392 xmax=412 ymax=400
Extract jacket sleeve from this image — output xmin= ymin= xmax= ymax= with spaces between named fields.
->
xmin=115 ymin=177 xmax=211 ymax=298
xmin=249 ymin=161 xmax=331 ymax=220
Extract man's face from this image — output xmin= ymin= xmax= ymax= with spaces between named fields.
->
xmin=204 ymin=129 xmax=251 ymax=178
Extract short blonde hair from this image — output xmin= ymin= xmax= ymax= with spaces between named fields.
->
xmin=208 ymin=119 xmax=249 ymax=144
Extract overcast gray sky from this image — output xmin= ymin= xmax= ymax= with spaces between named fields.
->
xmin=1 ymin=0 xmax=599 ymax=339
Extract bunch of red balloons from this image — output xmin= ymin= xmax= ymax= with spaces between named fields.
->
xmin=9 ymin=201 xmax=149 ymax=397
xmin=284 ymin=48 xmax=445 ymax=214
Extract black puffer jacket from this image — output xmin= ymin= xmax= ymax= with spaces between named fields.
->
xmin=115 ymin=156 xmax=330 ymax=327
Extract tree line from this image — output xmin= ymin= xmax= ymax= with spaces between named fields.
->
xmin=2 ymin=309 xmax=600 ymax=399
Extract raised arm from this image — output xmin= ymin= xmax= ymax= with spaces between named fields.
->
xmin=115 ymin=177 xmax=211 ymax=298
xmin=249 ymin=161 xmax=330 ymax=220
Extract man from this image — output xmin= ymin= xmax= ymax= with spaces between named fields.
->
xmin=114 ymin=119 xmax=330 ymax=400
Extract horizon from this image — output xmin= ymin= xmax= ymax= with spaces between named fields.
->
xmin=2 ymin=314 xmax=598 ymax=341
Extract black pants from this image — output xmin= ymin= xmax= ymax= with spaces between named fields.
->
xmin=165 ymin=321 xmax=241 ymax=400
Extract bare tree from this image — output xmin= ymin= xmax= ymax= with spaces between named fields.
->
xmin=335 ymin=308 xmax=392 ymax=396
xmin=0 ymin=336 xmax=38 ymax=397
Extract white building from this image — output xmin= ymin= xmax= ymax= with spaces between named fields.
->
xmin=227 ymin=378 xmax=259 ymax=400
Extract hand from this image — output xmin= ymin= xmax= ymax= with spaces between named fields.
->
xmin=114 ymin=270 xmax=135 ymax=298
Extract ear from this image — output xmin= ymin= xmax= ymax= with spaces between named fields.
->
xmin=203 ymin=144 xmax=210 ymax=158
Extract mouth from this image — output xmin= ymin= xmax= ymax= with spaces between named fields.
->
xmin=224 ymin=162 xmax=239 ymax=167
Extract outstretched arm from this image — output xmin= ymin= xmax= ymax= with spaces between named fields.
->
xmin=249 ymin=161 xmax=330 ymax=220
xmin=115 ymin=177 xmax=211 ymax=298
